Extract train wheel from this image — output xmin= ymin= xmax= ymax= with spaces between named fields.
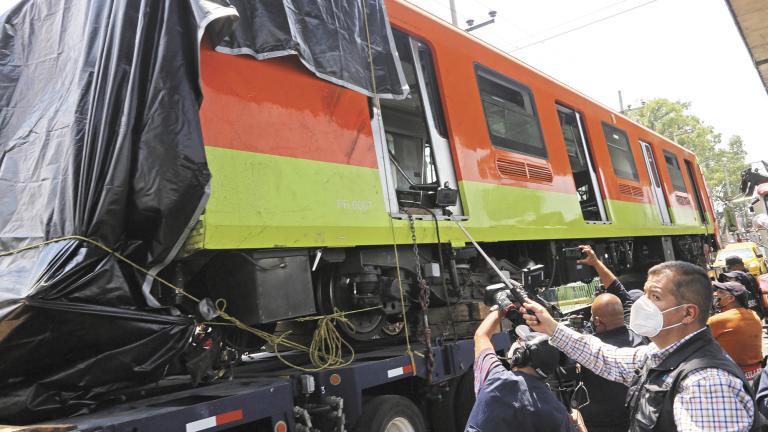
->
xmin=317 ymin=271 xmax=387 ymax=342
xmin=353 ymin=396 xmax=427 ymax=432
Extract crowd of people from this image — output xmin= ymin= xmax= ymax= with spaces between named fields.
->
xmin=466 ymin=248 xmax=768 ymax=432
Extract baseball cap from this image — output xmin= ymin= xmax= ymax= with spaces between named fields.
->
xmin=712 ymin=280 xmax=748 ymax=296
xmin=721 ymin=271 xmax=748 ymax=280
xmin=627 ymin=289 xmax=644 ymax=302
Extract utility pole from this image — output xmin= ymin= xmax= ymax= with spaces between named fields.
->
xmin=618 ymin=90 xmax=625 ymax=113
xmin=449 ymin=0 xmax=458 ymax=26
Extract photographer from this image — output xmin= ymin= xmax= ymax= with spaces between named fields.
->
xmin=521 ymin=261 xmax=755 ymax=431
xmin=579 ymin=293 xmax=645 ymax=432
xmin=577 ymin=245 xmax=635 ymax=323
xmin=467 ymin=309 xmax=582 ymax=432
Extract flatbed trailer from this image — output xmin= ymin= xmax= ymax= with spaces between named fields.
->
xmin=20 ymin=334 xmax=511 ymax=432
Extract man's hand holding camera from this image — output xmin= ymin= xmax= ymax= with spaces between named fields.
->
xmin=520 ymin=300 xmax=559 ymax=336
xmin=576 ymin=245 xmax=599 ymax=267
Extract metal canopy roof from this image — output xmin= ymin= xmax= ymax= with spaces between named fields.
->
xmin=726 ymin=0 xmax=768 ymax=95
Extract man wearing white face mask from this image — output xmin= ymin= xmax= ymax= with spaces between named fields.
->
xmin=520 ymin=261 xmax=755 ymax=431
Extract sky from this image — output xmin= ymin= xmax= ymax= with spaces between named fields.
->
xmin=407 ymin=0 xmax=767 ymax=164
xmin=0 ymin=0 xmax=764 ymax=163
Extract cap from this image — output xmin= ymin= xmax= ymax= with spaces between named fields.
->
xmin=712 ymin=280 xmax=748 ymax=296
xmin=719 ymin=270 xmax=753 ymax=288
xmin=627 ymin=289 xmax=644 ymax=302
xmin=722 ymin=271 xmax=747 ymax=280
xmin=725 ymin=256 xmax=744 ymax=267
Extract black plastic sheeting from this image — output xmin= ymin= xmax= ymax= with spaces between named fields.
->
xmin=0 ymin=0 xmax=237 ymax=423
xmin=217 ymin=0 xmax=409 ymax=99
xmin=0 ymin=0 xmax=406 ymax=424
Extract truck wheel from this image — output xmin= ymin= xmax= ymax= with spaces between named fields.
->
xmin=453 ymin=370 xmax=475 ymax=431
xmin=353 ymin=395 xmax=426 ymax=432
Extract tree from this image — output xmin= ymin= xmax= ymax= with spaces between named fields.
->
xmin=625 ymin=99 xmax=748 ymax=208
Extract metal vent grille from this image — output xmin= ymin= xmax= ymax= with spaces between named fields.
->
xmin=618 ymin=183 xmax=644 ymax=199
xmin=527 ymin=165 xmax=554 ymax=183
xmin=496 ymin=157 xmax=553 ymax=184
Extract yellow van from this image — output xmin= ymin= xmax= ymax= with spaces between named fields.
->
xmin=714 ymin=242 xmax=768 ymax=277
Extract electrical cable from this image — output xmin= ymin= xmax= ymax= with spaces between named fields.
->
xmin=512 ymin=0 xmax=634 ymax=42
xmin=510 ymin=0 xmax=659 ymax=52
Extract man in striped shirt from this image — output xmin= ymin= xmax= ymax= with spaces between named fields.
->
xmin=466 ymin=310 xmax=579 ymax=431
xmin=522 ymin=261 xmax=755 ymax=431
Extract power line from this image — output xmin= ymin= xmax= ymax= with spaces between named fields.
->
xmin=510 ymin=0 xmax=659 ymax=52
xmin=522 ymin=0 xmax=634 ymax=39
xmin=470 ymin=0 xmax=533 ymax=36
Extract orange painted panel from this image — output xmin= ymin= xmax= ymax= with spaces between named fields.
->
xmin=199 ymin=49 xmax=377 ymax=169
xmin=386 ymin=0 xmax=710 ymax=215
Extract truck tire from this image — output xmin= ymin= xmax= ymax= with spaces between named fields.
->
xmin=453 ymin=370 xmax=475 ymax=431
xmin=353 ymin=395 xmax=426 ymax=432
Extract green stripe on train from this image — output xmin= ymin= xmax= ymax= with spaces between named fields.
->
xmin=197 ymin=147 xmax=710 ymax=250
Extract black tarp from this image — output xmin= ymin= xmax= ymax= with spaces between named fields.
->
xmin=216 ymin=0 xmax=409 ymax=99
xmin=0 ymin=0 xmax=237 ymax=422
xmin=0 ymin=0 xmax=406 ymax=423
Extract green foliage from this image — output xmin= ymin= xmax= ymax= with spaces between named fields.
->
xmin=625 ymin=98 xmax=748 ymax=206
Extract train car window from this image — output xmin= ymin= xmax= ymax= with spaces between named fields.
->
xmin=475 ymin=65 xmax=547 ymax=159
xmin=377 ymin=28 xmax=454 ymax=212
xmin=557 ymin=105 xmax=608 ymax=222
xmin=663 ymin=150 xmax=687 ymax=193
xmin=601 ymin=123 xmax=639 ymax=181
xmin=684 ymin=159 xmax=708 ymax=222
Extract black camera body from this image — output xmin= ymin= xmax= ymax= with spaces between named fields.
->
xmin=562 ymin=247 xmax=587 ymax=260
xmin=560 ymin=247 xmax=596 ymax=283
xmin=484 ymin=283 xmax=525 ymax=326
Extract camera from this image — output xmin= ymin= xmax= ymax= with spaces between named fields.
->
xmin=562 ymin=247 xmax=586 ymax=260
xmin=560 ymin=246 xmax=596 ymax=283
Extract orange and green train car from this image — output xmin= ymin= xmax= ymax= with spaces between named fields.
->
xmin=169 ymin=0 xmax=718 ymax=342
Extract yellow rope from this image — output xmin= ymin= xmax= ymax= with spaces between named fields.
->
xmin=360 ymin=0 xmax=417 ymax=376
xmin=0 ymin=1 xmax=419 ymax=375
xmin=0 ymin=235 xmax=377 ymax=370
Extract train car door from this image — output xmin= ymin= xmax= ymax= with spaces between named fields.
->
xmin=683 ymin=159 xmax=709 ymax=224
xmin=371 ymin=29 xmax=462 ymax=217
xmin=639 ymin=141 xmax=672 ymax=225
xmin=555 ymin=105 xmax=609 ymax=222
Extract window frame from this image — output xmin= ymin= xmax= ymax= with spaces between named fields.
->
xmin=601 ymin=122 xmax=639 ymax=181
xmin=474 ymin=63 xmax=548 ymax=159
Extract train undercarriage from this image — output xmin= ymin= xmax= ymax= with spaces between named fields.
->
xmin=162 ymin=233 xmax=712 ymax=356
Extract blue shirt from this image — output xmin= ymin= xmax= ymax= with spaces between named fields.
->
xmin=466 ymin=348 xmax=576 ymax=432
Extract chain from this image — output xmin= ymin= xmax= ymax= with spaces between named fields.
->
xmin=408 ymin=213 xmax=435 ymax=383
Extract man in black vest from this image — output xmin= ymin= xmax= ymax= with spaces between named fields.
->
xmin=580 ymin=293 xmax=645 ymax=432
xmin=521 ymin=261 xmax=755 ymax=431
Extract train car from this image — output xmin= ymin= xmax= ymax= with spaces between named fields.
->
xmin=167 ymin=0 xmax=718 ymax=343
